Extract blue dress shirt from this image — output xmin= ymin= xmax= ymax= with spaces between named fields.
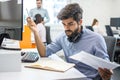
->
xmin=46 ymin=28 xmax=109 ymax=79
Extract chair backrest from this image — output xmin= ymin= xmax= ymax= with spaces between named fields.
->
xmin=111 ymin=67 xmax=120 ymax=80
xmin=86 ymin=26 xmax=94 ymax=31
xmin=105 ymin=25 xmax=114 ymax=36
xmin=0 ymin=33 xmax=10 ymax=46
xmin=103 ymin=36 xmax=117 ymax=61
xmin=45 ymin=26 xmax=52 ymax=45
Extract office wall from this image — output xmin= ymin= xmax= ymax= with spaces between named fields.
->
xmin=69 ymin=0 xmax=112 ymax=32
xmin=50 ymin=0 xmax=120 ymax=39
xmin=110 ymin=0 xmax=120 ymax=17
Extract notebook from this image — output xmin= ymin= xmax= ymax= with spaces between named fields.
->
xmin=25 ymin=58 xmax=75 ymax=72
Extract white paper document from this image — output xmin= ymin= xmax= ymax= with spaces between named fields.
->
xmin=70 ymin=51 xmax=120 ymax=70
xmin=1 ymin=38 xmax=20 ymax=50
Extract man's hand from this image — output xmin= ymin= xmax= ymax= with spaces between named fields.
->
xmin=98 ymin=67 xmax=113 ymax=80
xmin=26 ymin=17 xmax=37 ymax=33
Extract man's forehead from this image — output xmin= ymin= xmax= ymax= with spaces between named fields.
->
xmin=36 ymin=0 xmax=42 ymax=3
xmin=62 ymin=18 xmax=75 ymax=24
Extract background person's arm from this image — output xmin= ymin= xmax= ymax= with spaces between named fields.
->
xmin=44 ymin=9 xmax=50 ymax=23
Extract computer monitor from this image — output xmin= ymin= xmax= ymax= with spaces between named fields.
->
xmin=0 ymin=0 xmax=23 ymax=40
xmin=110 ymin=18 xmax=120 ymax=30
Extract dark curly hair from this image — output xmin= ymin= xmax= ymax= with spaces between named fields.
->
xmin=34 ymin=14 xmax=43 ymax=24
xmin=57 ymin=3 xmax=83 ymax=23
xmin=36 ymin=0 xmax=42 ymax=2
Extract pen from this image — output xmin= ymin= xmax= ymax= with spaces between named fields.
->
xmin=26 ymin=8 xmax=30 ymax=17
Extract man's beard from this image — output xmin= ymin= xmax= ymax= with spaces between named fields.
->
xmin=65 ymin=26 xmax=80 ymax=43
xmin=65 ymin=27 xmax=79 ymax=38
xmin=37 ymin=6 xmax=41 ymax=9
xmin=65 ymin=30 xmax=73 ymax=37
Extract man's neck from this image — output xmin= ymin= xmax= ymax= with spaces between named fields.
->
xmin=78 ymin=26 xmax=81 ymax=33
xmin=37 ymin=7 xmax=41 ymax=9
xmin=78 ymin=25 xmax=83 ymax=33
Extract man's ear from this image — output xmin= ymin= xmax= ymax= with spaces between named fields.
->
xmin=78 ymin=19 xmax=82 ymax=25
xmin=80 ymin=19 xmax=82 ymax=24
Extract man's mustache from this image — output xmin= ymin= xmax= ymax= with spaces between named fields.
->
xmin=65 ymin=30 xmax=72 ymax=33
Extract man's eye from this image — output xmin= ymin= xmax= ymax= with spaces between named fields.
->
xmin=69 ymin=23 xmax=74 ymax=26
xmin=63 ymin=24 xmax=65 ymax=26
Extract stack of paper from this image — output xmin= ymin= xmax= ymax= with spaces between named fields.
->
xmin=1 ymin=38 xmax=21 ymax=50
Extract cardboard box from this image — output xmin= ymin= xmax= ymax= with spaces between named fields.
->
xmin=0 ymin=50 xmax=21 ymax=72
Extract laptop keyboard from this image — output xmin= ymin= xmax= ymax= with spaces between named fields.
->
xmin=21 ymin=52 xmax=39 ymax=63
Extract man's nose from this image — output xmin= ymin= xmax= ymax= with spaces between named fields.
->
xmin=64 ymin=25 xmax=70 ymax=29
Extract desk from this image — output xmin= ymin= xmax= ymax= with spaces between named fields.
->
xmin=0 ymin=49 xmax=88 ymax=80
xmin=0 ymin=60 xmax=87 ymax=80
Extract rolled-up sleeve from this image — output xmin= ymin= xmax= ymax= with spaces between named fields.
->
xmin=46 ymin=36 xmax=62 ymax=57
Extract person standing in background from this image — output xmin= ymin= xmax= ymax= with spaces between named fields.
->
xmin=29 ymin=0 xmax=50 ymax=24
xmin=92 ymin=18 xmax=106 ymax=35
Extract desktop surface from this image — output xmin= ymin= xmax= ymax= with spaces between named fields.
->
xmin=0 ymin=49 xmax=87 ymax=80
xmin=0 ymin=58 xmax=87 ymax=80
xmin=57 ymin=78 xmax=91 ymax=80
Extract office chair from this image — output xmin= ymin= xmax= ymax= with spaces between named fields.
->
xmin=105 ymin=25 xmax=120 ymax=63
xmin=114 ymin=38 xmax=120 ymax=64
xmin=45 ymin=26 xmax=52 ymax=45
xmin=86 ymin=26 xmax=94 ymax=31
xmin=103 ymin=36 xmax=117 ymax=61
xmin=105 ymin=25 xmax=114 ymax=36
xmin=111 ymin=67 xmax=120 ymax=80
xmin=0 ymin=33 xmax=10 ymax=46
xmin=114 ymin=47 xmax=120 ymax=64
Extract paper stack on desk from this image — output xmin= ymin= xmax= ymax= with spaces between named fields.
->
xmin=25 ymin=58 xmax=75 ymax=72
xmin=1 ymin=38 xmax=21 ymax=50
xmin=70 ymin=51 xmax=120 ymax=70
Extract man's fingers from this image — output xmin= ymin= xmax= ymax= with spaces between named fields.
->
xmin=98 ymin=67 xmax=113 ymax=80
xmin=98 ymin=67 xmax=104 ymax=76
xmin=98 ymin=68 xmax=113 ymax=75
xmin=104 ymin=68 xmax=113 ymax=75
xmin=26 ymin=17 xmax=32 ymax=23
xmin=26 ymin=17 xmax=36 ymax=27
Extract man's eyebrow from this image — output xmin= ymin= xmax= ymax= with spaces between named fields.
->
xmin=68 ymin=22 xmax=74 ymax=24
xmin=62 ymin=21 xmax=74 ymax=25
xmin=62 ymin=22 xmax=65 ymax=25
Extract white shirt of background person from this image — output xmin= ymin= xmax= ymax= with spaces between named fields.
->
xmin=31 ymin=23 xmax=46 ymax=43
